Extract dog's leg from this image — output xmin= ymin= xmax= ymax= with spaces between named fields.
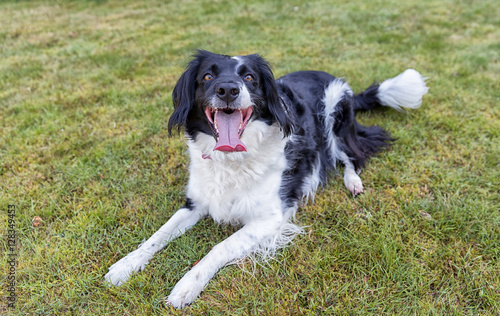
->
xmin=105 ymin=206 xmax=203 ymax=286
xmin=166 ymin=215 xmax=282 ymax=308
xmin=340 ymin=151 xmax=363 ymax=195
xmin=322 ymin=79 xmax=364 ymax=196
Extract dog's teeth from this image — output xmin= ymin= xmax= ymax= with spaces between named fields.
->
xmin=238 ymin=109 xmax=243 ymax=133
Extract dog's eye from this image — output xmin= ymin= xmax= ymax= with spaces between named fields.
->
xmin=204 ymin=74 xmax=213 ymax=81
xmin=244 ymin=74 xmax=254 ymax=81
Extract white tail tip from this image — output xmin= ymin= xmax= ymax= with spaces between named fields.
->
xmin=377 ymin=69 xmax=429 ymax=111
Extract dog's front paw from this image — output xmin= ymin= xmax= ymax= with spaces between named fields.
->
xmin=165 ymin=271 xmax=206 ymax=308
xmin=105 ymin=249 xmax=150 ymax=286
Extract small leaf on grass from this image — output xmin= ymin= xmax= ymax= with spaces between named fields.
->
xmin=418 ymin=210 xmax=433 ymax=220
xmin=32 ymin=216 xmax=43 ymax=227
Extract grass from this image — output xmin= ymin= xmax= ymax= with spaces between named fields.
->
xmin=0 ymin=0 xmax=499 ymax=314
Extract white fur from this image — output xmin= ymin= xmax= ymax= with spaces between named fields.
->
xmin=323 ymin=79 xmax=353 ymax=166
xmin=377 ymin=69 xmax=429 ymax=111
xmin=301 ymin=154 xmax=321 ymax=202
xmin=239 ymin=84 xmax=252 ymax=109
xmin=232 ymin=55 xmax=243 ymax=68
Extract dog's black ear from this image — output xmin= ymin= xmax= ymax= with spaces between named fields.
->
xmin=168 ymin=52 xmax=204 ymax=134
xmin=253 ymin=55 xmax=294 ymax=136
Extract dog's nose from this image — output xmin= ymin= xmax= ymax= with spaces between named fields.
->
xmin=215 ymin=82 xmax=240 ymax=104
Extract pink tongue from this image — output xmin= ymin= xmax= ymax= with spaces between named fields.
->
xmin=214 ymin=111 xmax=247 ymax=152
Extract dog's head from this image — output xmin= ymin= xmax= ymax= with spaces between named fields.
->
xmin=168 ymin=50 xmax=292 ymax=154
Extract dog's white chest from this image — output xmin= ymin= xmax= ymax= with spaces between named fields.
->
xmin=185 ymin=122 xmax=288 ymax=225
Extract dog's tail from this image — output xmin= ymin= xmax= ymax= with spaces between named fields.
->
xmin=354 ymin=69 xmax=428 ymax=112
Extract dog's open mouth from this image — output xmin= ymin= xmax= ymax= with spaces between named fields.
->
xmin=204 ymin=106 xmax=253 ymax=152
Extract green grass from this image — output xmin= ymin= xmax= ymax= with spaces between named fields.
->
xmin=1 ymin=0 xmax=499 ymax=314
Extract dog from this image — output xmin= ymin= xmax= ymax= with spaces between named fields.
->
xmin=105 ymin=50 xmax=428 ymax=308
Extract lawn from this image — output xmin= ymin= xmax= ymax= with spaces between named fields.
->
xmin=1 ymin=0 xmax=499 ymax=314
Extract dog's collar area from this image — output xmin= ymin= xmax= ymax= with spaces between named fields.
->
xmin=204 ymin=106 xmax=253 ymax=154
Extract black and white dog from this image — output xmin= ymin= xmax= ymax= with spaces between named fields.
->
xmin=105 ymin=50 xmax=428 ymax=308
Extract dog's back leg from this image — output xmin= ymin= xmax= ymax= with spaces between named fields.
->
xmin=322 ymin=70 xmax=428 ymax=195
xmin=105 ymin=202 xmax=204 ymax=286
xmin=322 ymin=79 xmax=367 ymax=195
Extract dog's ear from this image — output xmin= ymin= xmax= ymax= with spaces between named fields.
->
xmin=168 ymin=52 xmax=204 ymax=134
xmin=253 ymin=55 xmax=294 ymax=136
